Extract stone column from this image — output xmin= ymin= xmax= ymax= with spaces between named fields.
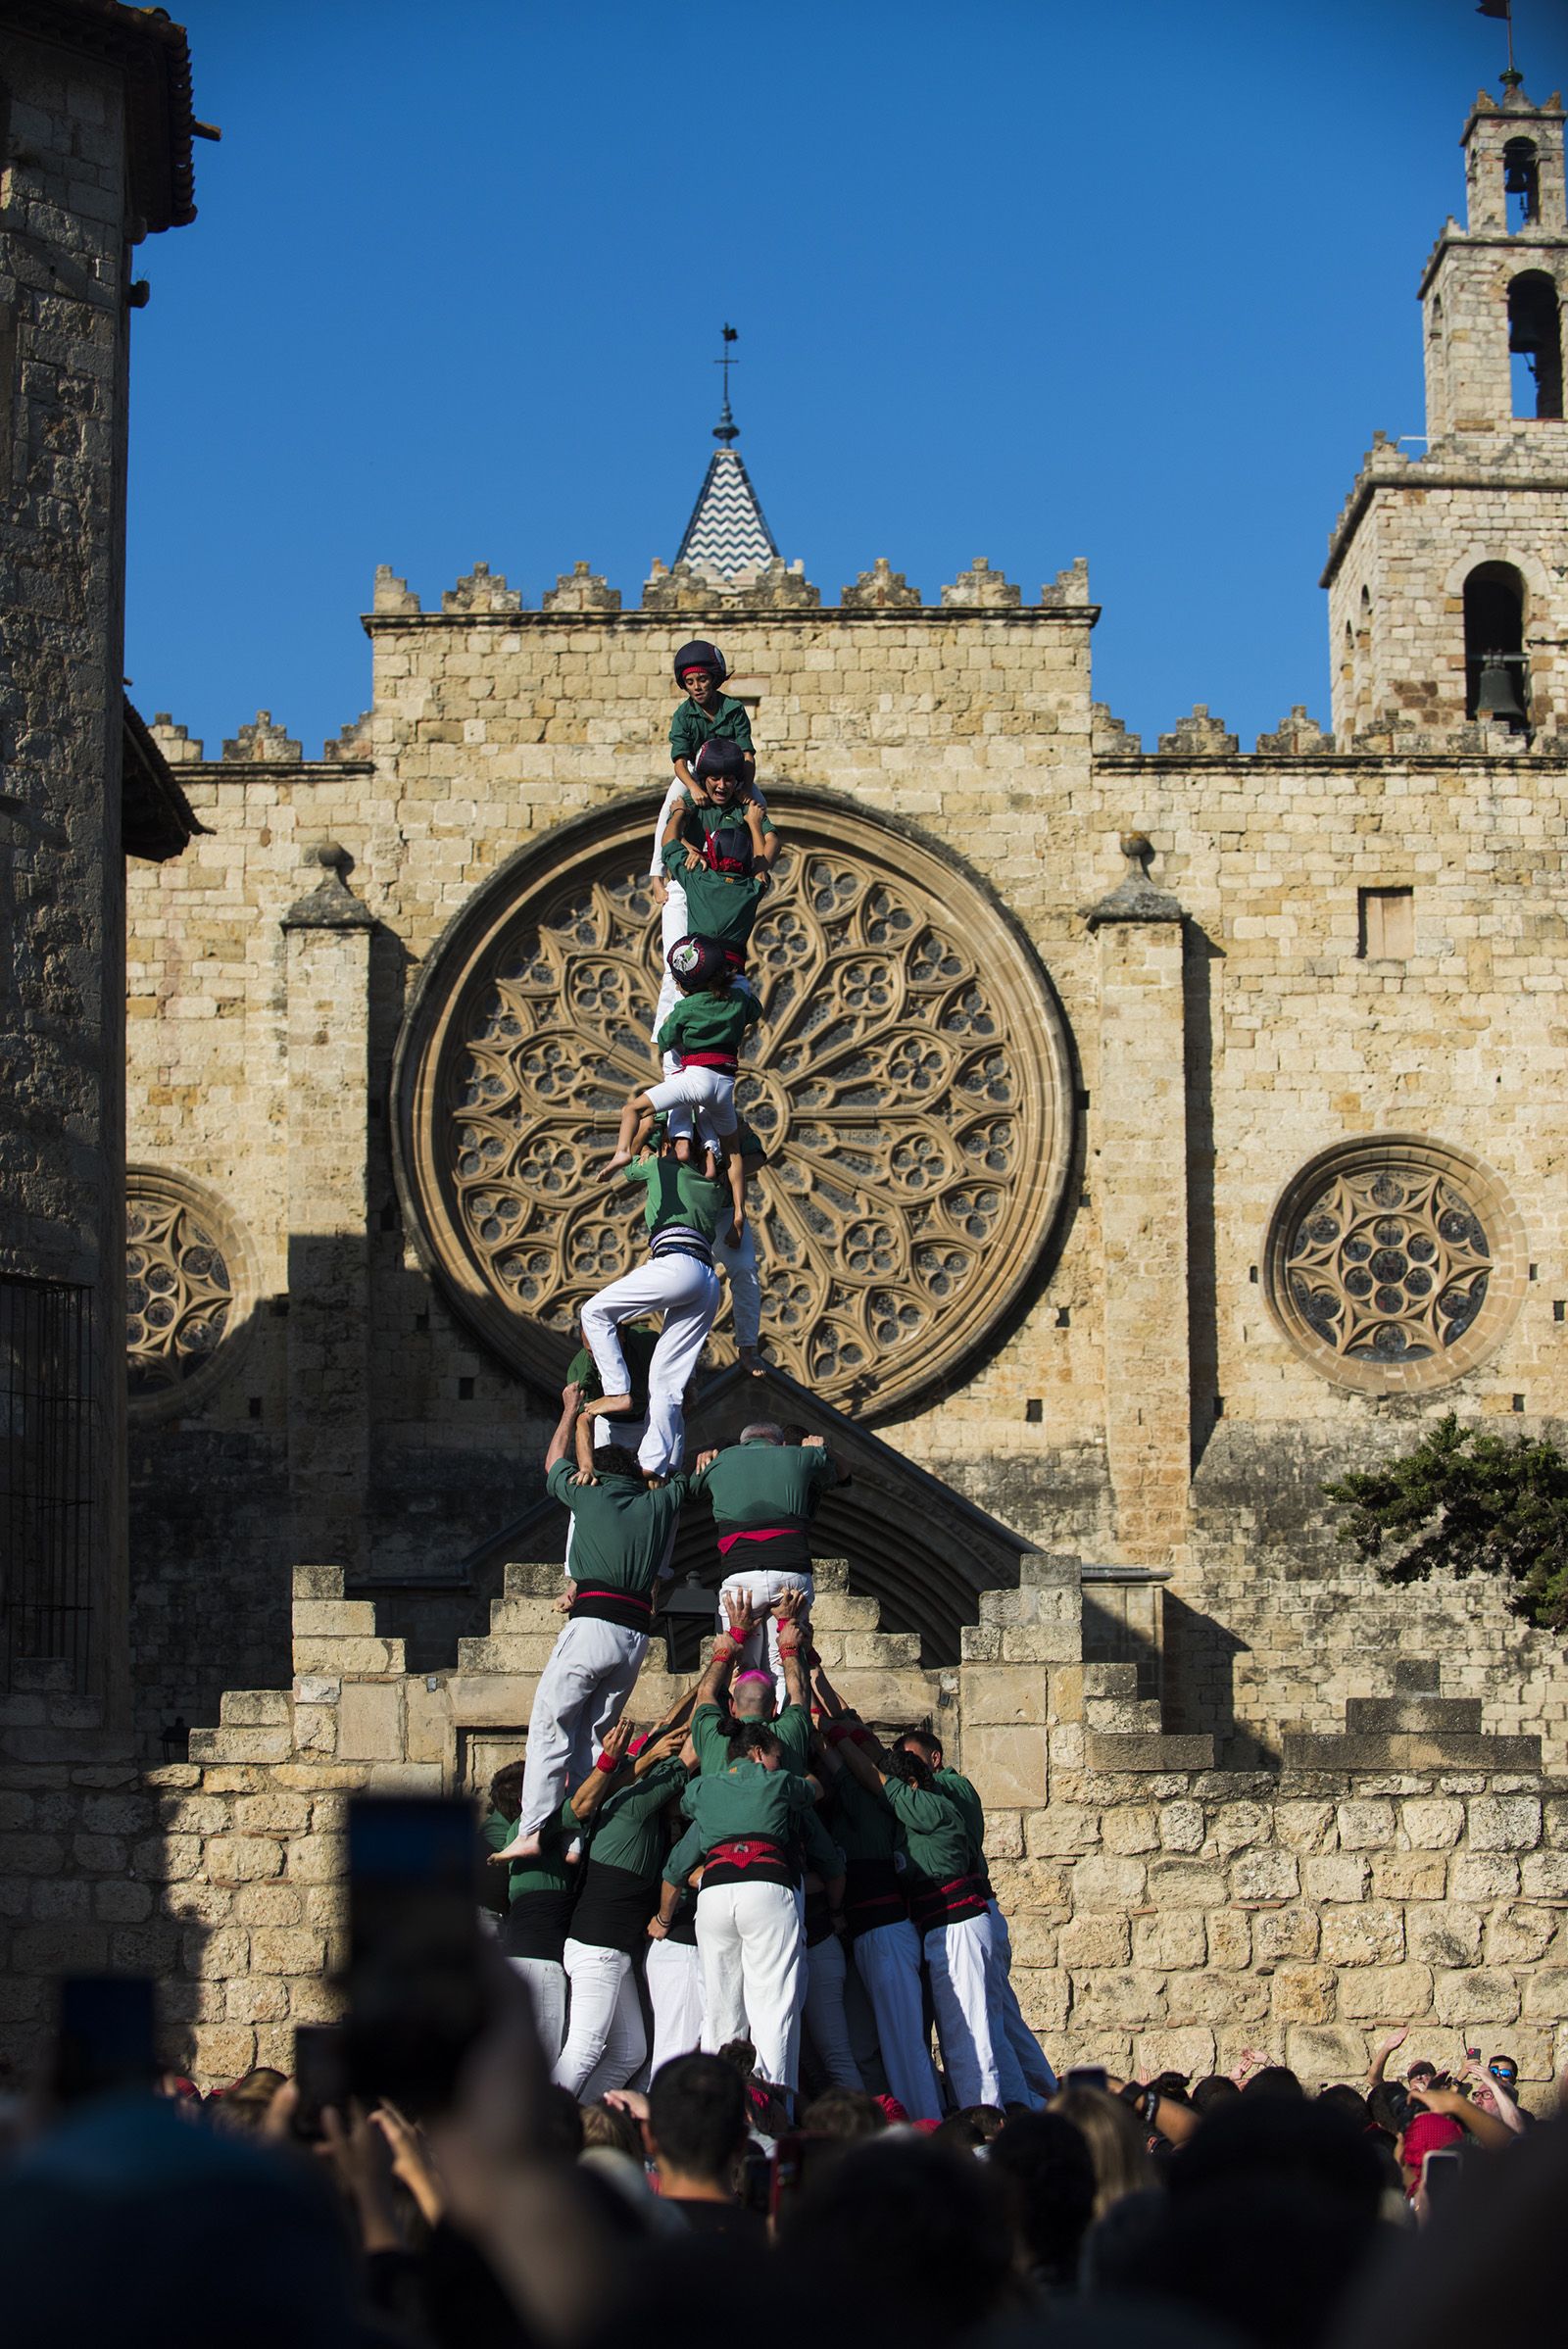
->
xmin=1087 ymin=840 xmax=1191 ymax=1564
xmin=281 ymin=847 xmax=374 ymax=1578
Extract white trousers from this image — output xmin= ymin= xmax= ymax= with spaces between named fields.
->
xmin=646 ymin=1063 xmax=737 ymax=1152
xmin=988 ymin=1899 xmax=1056 ymax=2104
xmin=805 ymin=1933 xmax=863 ymax=2091
xmin=582 ymin=1253 xmax=720 ymax=1475
xmin=714 ymin=1219 xmax=761 ymax=1349
xmin=697 ymin=1879 xmax=805 ymax=2094
xmin=716 ymin=1567 xmax=816 ymax=1705
xmin=517 ymin=1617 xmax=647 ymax=1837
xmin=508 ymin=1954 xmax=567 ymax=2070
xmin=854 ymin=1918 xmax=942 ymax=2122
xmin=553 ymin=1939 xmax=647 ymax=2100
xmin=645 ymin=1937 xmax=705 ymax=2078
xmin=925 ymin=1911 xmax=1003 ymax=2111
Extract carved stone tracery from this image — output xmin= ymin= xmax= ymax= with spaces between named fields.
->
xmin=396 ymin=793 xmax=1074 ymax=1416
xmin=124 ymin=1166 xmax=257 ymax=1421
xmin=1265 ymin=1135 xmax=1526 ymax=1395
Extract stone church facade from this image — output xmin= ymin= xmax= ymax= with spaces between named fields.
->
xmin=6 ymin=71 xmax=1568 ymax=2089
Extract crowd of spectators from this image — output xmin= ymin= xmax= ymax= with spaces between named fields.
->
xmin=0 ymin=1974 xmax=1556 ymax=2349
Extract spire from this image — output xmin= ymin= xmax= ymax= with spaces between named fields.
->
xmin=673 ymin=324 xmax=781 ymax=580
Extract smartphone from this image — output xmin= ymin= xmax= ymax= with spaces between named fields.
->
xmin=292 ymin=2022 xmax=348 ymax=2141
xmin=345 ymin=1796 xmax=486 ymax=2117
xmin=1066 ymin=2066 xmax=1109 ymax=2094
xmin=1465 ymin=2045 xmax=1481 ymax=2062
xmin=1423 ymin=2147 xmax=1462 ymax=2200
xmin=54 ymin=1975 xmax=157 ymax=2105
xmin=770 ymin=2131 xmax=832 ymax=2224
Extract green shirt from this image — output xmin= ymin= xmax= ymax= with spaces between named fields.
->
xmin=483 ymin=1795 xmax=575 ymax=1903
xmin=586 ymin=1756 xmax=689 ymax=1880
xmin=657 ymin=989 xmax=761 ymax=1062
xmin=882 ymin=1776 xmax=972 ymax=1884
xmin=665 ymin=1765 xmax=841 ymax=1887
xmin=693 ymin=1697 xmax=811 ymax=1778
xmin=694 ymin=1442 xmax=834 ymax=1575
xmin=932 ymin=1767 xmax=987 ymax=1874
xmin=669 ymin=693 xmax=754 ymax=766
xmin=546 ymin=1461 xmax=696 ymax=1596
xmin=567 ymin=1325 xmax=660 ymax=1411
xmin=620 ymin=1154 xmax=726 ymax=1243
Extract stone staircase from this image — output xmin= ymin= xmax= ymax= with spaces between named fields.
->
xmin=1282 ymin=1659 xmax=1542 ymax=1770
xmin=1081 ymin=1660 xmax=1213 ymax=1771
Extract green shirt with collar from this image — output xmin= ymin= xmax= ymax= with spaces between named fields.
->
xmin=692 ymin=1695 xmax=812 ymax=1777
xmin=585 ymin=1756 xmax=690 ymax=1880
xmin=657 ymin=988 xmax=761 ymax=1061
xmin=881 ymin=1776 xmax=972 ymax=1884
xmin=620 ymin=1154 xmax=726 ymax=1243
xmin=664 ymin=1765 xmax=840 ymax=1887
xmin=669 ymin=693 xmax=754 ymax=767
xmin=824 ymin=1766 xmax=902 ymax=1865
xmin=545 ymin=1460 xmax=697 ymax=1597
xmin=692 ymin=1441 xmax=835 ymax=1575
xmin=931 ymin=1766 xmax=987 ymax=1876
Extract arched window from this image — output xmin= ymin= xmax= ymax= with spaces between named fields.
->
xmin=1503 ymin=137 xmax=1541 ymax=229
xmin=1463 ymin=562 xmax=1529 ymax=726
xmin=1509 ymin=271 xmax=1563 ymax=420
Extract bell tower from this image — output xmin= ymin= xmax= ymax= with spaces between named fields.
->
xmin=1324 ymin=86 xmax=1568 ymax=739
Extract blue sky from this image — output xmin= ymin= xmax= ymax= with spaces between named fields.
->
xmin=124 ymin=0 xmax=1568 ymax=758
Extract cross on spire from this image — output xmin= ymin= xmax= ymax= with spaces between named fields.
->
xmin=713 ymin=322 xmax=740 ymax=445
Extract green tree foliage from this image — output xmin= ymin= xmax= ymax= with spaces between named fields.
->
xmin=1324 ymin=1414 xmax=1568 ymax=1633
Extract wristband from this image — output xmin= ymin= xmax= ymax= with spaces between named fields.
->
xmin=824 ymin=1723 xmax=854 ymax=1747
xmin=776 ymin=1641 xmax=801 ymax=1658
xmin=595 ymin=1750 xmax=618 ymax=1774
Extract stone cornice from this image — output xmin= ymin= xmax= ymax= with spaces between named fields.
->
xmin=360 ymin=603 xmax=1100 ymax=635
xmin=1322 ymin=467 xmax=1568 ymax=587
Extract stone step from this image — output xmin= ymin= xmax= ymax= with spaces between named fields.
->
xmin=293 ymin=1599 xmax=379 ymax=1637
xmin=1083 ymin=1662 xmax=1140 ymax=1700
xmin=1282 ymin=1730 xmax=1544 ymax=1770
xmin=485 ymin=1597 xmax=569 ymax=1637
xmin=1086 ymin=1694 xmax=1162 ymax=1735
xmin=458 ymin=1635 xmax=562 ymax=1674
xmin=503 ymin=1561 xmax=568 ymax=1599
xmin=11 ymin=1656 xmax=73 ymax=1693
xmin=1086 ymin=1731 xmax=1215 ymax=1771
xmin=293 ymin=1636 xmax=407 ymax=1676
xmin=808 ymin=1592 xmax=882 ymax=1632
xmin=220 ymin=1688 xmax=292 ymax=1728
xmin=188 ymin=1723 xmax=294 ymax=1764
xmin=1344 ymin=1695 xmax=1484 ymax=1735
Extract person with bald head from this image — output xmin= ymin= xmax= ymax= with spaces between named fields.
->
xmin=692 ymin=1423 xmax=846 ymax=1701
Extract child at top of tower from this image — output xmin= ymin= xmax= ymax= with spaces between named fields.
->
xmin=607 ymin=935 xmax=760 ymax=1173
xmin=668 ymin=638 xmax=755 ymax=796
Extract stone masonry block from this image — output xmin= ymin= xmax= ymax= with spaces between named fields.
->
xmin=1133 ymin=2027 xmax=1217 ymax=2081
xmin=1407 ymin=1905 xmax=1484 ymax=1967
xmin=960 ymin=1666 xmax=1049 ymax=1726
xmin=1133 ymin=1910 xmax=1206 ymax=1970
xmin=1059 ymin=1914 xmax=1132 ymax=1968
xmin=1336 ymin=1963 xmax=1434 ymax=2021
xmin=1253 ymin=1908 xmax=1321 ymax=1963
xmin=204 ymin=1836 xmax=284 ymax=1884
xmin=1268 ymin=1965 xmax=1337 ymax=2025
xmin=1230 ymin=1851 xmax=1301 ymax=1903
xmin=1449 ymin=1855 xmax=1520 ymax=1902
xmin=1467 ymin=1796 xmax=1542 ymax=1853
xmin=1274 ymin=1802 xmax=1337 ymax=1853
xmin=1320 ymin=1905 xmax=1405 ymax=1967
xmin=1071 ymin=1969 xmax=1168 ymax=2027
xmin=337 ymin=1681 xmax=406 ymax=1765
xmin=1146 ymin=1859 xmax=1228 ymax=1908
xmin=1071 ymin=1854 xmax=1149 ymax=1908
xmin=1433 ymin=1968 xmax=1519 ymax=2025
xmin=1158 ymin=1801 xmax=1206 ymax=1853
xmin=1211 ymin=1801 xmax=1272 ymax=1854
xmin=1302 ymin=1855 xmax=1370 ymax=1904
xmin=1285 ymin=2026 xmax=1370 ymax=2086
xmin=1102 ymin=1805 xmax=1159 ymax=1854
xmin=961 ymin=1724 xmax=1048 ymax=1810
xmin=220 ymin=1690 xmax=292 ymax=1729
xmin=1337 ymin=1800 xmax=1398 ymax=1850
xmin=1486 ymin=1906 xmax=1559 ymax=1967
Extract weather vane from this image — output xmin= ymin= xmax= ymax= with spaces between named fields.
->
xmin=713 ymin=322 xmax=740 ymax=445
xmin=1477 ymin=0 xmax=1521 ymax=88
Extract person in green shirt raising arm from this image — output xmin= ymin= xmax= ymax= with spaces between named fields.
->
xmin=653 ymin=1592 xmax=843 ymax=2103
xmin=650 ymin=739 xmax=776 ymax=1057
xmin=602 ymin=937 xmax=760 ymax=1175
xmin=832 ymin=1717 xmax=1006 ymax=2113
xmin=494 ymin=1384 xmax=701 ymax=1861
xmin=691 ymin=1422 xmax=846 ymax=1701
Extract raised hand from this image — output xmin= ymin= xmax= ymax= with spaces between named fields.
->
xmin=722 ymin=1589 xmax=758 ymax=1639
xmin=599 ymin=1719 xmax=634 ymax=1767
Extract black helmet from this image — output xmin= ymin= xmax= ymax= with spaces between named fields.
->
xmin=667 ymin=934 xmax=729 ymax=990
xmin=673 ymin=638 xmax=728 ymax=686
xmin=692 ymin=737 xmax=746 ymax=783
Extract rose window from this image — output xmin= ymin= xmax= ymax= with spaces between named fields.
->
xmin=1264 ymin=1136 xmax=1526 ymax=1395
xmin=124 ymin=1167 xmax=257 ymax=1422
xmin=394 ymin=790 xmax=1074 ymax=1416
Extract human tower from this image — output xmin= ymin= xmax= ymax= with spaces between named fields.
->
xmin=488 ymin=645 xmax=1054 ymax=2122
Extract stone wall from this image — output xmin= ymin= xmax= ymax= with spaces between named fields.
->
xmin=2 ymin=1556 xmax=1563 ymax=2101
xmin=0 ymin=25 xmax=134 ymax=1705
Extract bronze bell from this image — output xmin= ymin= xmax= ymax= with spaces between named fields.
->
xmin=1475 ymin=653 xmax=1528 ymax=725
